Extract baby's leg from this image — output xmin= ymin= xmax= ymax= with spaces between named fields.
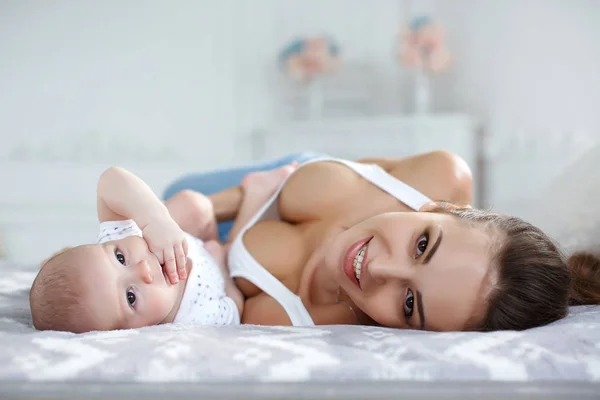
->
xmin=165 ymin=190 xmax=219 ymax=242
xmin=226 ymin=163 xmax=297 ymax=245
xmin=204 ymin=240 xmax=244 ymax=315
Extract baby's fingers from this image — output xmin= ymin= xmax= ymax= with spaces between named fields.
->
xmin=182 ymin=238 xmax=189 ymax=259
xmin=175 ymin=243 xmax=187 ymax=280
xmin=163 ymin=248 xmax=179 ymax=284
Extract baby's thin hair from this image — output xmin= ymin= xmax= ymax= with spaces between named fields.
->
xmin=29 ymin=246 xmax=89 ymax=332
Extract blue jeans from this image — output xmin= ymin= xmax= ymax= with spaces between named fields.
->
xmin=163 ymin=152 xmax=324 ymax=242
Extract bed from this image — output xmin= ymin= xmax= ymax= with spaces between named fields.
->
xmin=0 ymin=258 xmax=599 ymax=400
xmin=2 ymin=140 xmax=600 ymax=400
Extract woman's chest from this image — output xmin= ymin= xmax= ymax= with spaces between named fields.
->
xmin=235 ymin=219 xmax=322 ymax=299
xmin=236 ymin=165 xmax=408 ymax=324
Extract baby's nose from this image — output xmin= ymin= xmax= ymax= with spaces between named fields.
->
xmin=135 ymin=260 xmax=153 ymax=284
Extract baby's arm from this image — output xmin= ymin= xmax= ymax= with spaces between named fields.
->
xmin=97 ymin=167 xmax=188 ymax=283
xmin=97 ymin=167 xmax=171 ymax=226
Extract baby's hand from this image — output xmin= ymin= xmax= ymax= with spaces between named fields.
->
xmin=142 ymin=216 xmax=189 ymax=284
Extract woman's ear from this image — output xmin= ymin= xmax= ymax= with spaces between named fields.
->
xmin=418 ymin=201 xmax=472 ymax=212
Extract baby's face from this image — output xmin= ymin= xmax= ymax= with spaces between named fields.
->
xmin=76 ymin=236 xmax=184 ymax=331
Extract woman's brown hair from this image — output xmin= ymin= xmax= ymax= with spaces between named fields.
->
xmin=432 ymin=205 xmax=600 ymax=331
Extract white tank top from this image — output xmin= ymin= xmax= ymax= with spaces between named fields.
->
xmin=228 ymin=157 xmax=432 ymax=326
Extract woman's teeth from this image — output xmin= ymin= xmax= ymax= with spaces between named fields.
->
xmin=353 ymin=244 xmax=367 ymax=282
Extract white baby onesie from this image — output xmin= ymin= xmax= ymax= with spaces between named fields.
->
xmin=98 ymin=219 xmax=240 ymax=326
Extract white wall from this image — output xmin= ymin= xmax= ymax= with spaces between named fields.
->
xmin=0 ymin=0 xmax=241 ymax=262
xmin=434 ymin=0 xmax=600 ymax=133
xmin=2 ymin=1 xmax=598 ymax=163
xmin=432 ymin=0 xmax=600 ymax=214
xmin=0 ymin=0 xmax=238 ymax=169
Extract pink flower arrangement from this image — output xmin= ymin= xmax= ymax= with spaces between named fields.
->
xmin=279 ymin=36 xmax=342 ymax=82
xmin=398 ymin=16 xmax=451 ymax=74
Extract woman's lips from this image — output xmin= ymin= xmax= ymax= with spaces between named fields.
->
xmin=343 ymin=237 xmax=372 ymax=289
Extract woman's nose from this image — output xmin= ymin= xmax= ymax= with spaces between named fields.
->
xmin=368 ymin=259 xmax=412 ymax=283
xmin=134 ymin=260 xmax=153 ymax=284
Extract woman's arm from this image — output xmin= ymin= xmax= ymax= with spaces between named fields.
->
xmin=277 ymin=151 xmax=473 ymax=222
xmin=360 ymin=151 xmax=473 ymax=206
xmin=357 ymin=156 xmax=397 ymax=171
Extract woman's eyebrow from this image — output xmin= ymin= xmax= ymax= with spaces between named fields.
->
xmin=423 ymin=230 xmax=443 ymax=264
xmin=417 ymin=290 xmax=426 ymax=330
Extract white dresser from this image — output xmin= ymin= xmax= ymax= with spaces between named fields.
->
xmin=251 ymin=113 xmax=485 ymax=206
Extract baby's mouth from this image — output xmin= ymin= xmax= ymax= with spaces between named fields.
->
xmin=151 ymin=257 xmax=170 ymax=285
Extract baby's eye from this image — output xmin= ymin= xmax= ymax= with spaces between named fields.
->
xmin=126 ymin=288 xmax=136 ymax=307
xmin=416 ymin=233 xmax=429 ymax=257
xmin=115 ymin=249 xmax=126 ymax=265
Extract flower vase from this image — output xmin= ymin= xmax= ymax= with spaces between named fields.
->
xmin=307 ymin=78 xmax=324 ymax=119
xmin=414 ymin=69 xmax=431 ymax=114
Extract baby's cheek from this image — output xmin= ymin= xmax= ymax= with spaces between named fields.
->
xmin=146 ymin=290 xmax=173 ymax=322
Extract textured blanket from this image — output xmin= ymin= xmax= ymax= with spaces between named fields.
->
xmin=1 ymin=260 xmax=599 ymax=388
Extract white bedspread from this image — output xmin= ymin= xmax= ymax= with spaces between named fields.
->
xmin=0 ymin=259 xmax=598 ymax=387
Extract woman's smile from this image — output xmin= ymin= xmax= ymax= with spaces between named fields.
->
xmin=343 ymin=236 xmax=373 ymax=289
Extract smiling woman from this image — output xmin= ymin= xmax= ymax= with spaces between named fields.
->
xmin=164 ymin=150 xmax=600 ymax=332
xmin=320 ymin=209 xmax=495 ymax=331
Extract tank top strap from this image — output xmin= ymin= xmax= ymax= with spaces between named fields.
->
xmin=337 ymin=160 xmax=432 ymax=210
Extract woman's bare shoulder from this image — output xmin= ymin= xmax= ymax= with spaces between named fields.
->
xmin=277 ymin=151 xmax=473 ymax=221
xmin=380 ymin=150 xmax=473 ymax=205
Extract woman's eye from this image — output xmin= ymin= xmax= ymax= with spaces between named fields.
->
xmin=404 ymin=289 xmax=414 ymax=318
xmin=115 ymin=250 xmax=126 ymax=265
xmin=416 ymin=233 xmax=429 ymax=257
xmin=126 ymin=288 xmax=136 ymax=307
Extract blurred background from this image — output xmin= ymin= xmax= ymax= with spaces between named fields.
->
xmin=1 ymin=0 xmax=599 ymax=263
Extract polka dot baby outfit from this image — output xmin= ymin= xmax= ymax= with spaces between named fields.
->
xmin=98 ymin=219 xmax=240 ymax=326
xmin=173 ymin=232 xmax=240 ymax=325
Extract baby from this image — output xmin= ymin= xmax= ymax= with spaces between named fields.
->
xmin=29 ymin=163 xmax=295 ymax=333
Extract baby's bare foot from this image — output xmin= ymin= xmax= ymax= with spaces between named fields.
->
xmin=241 ymin=162 xmax=297 ymax=197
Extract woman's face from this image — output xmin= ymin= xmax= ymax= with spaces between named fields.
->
xmin=325 ymin=211 xmax=497 ymax=331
